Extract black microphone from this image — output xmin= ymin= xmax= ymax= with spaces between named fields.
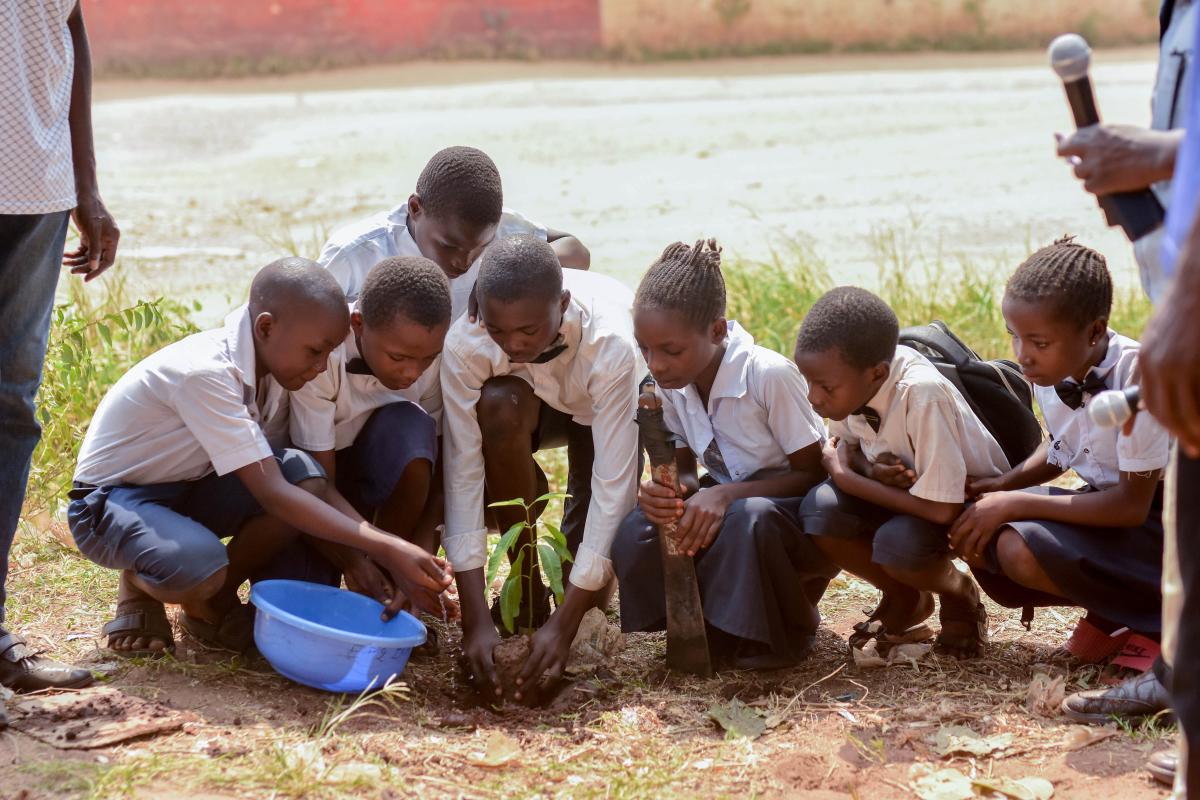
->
xmin=1049 ymin=34 xmax=1165 ymax=241
xmin=1088 ymin=386 xmax=1140 ymax=428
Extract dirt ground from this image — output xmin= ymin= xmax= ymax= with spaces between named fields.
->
xmin=0 ymin=555 xmax=1176 ymax=799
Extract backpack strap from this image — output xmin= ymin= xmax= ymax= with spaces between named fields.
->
xmin=898 ymin=321 xmax=977 ymax=368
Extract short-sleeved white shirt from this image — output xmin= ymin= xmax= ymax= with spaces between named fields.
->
xmin=74 ymin=307 xmax=290 ymax=487
xmin=1038 ymin=330 xmax=1171 ymax=490
xmin=317 ymin=204 xmax=547 ymax=322
xmin=0 ymin=0 xmax=77 ymax=214
xmin=441 ymin=270 xmax=641 ymax=591
xmin=290 ymin=307 xmax=442 ymax=452
xmin=659 ymin=322 xmax=826 ymax=483
xmin=830 ymin=345 xmax=1010 ymax=504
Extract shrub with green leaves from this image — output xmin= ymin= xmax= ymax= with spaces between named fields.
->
xmin=24 ymin=279 xmax=199 ymax=520
xmin=485 ymin=492 xmax=573 ymax=634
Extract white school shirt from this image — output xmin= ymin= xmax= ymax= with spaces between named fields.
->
xmin=0 ymin=0 xmax=77 ymax=213
xmin=1038 ymin=330 xmax=1171 ymax=490
xmin=317 ymin=204 xmax=547 ymax=321
xmin=829 ymin=345 xmax=1009 ymax=504
xmin=74 ymin=307 xmax=290 ymax=487
xmin=660 ymin=322 xmax=826 ymax=483
xmin=440 ymin=270 xmax=641 ymax=591
xmin=289 ymin=308 xmax=442 ymax=452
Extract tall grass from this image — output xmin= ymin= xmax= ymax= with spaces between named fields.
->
xmin=726 ymin=236 xmax=1152 ymax=362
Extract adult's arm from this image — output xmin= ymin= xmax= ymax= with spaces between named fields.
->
xmin=1141 ymin=202 xmax=1200 ymax=454
xmin=62 ymin=2 xmax=119 ymax=281
xmin=1056 ymin=125 xmax=1183 ymax=196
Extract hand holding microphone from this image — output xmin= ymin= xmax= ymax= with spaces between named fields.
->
xmin=1048 ymin=34 xmax=1165 ymax=241
xmin=1088 ymin=386 xmax=1141 ymax=430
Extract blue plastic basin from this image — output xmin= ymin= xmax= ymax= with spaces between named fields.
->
xmin=249 ymin=579 xmax=426 ymax=693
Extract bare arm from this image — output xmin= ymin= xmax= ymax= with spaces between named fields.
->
xmin=950 ymin=469 xmax=1162 ymax=559
xmin=967 ymin=440 xmax=1062 ymax=497
xmin=1142 ymin=202 xmax=1200 ymax=455
xmin=233 ymin=456 xmax=451 ymax=615
xmin=63 ymin=3 xmax=119 ymax=281
xmin=546 ymin=227 xmax=590 ymax=270
xmin=823 ymin=439 xmax=961 ymax=525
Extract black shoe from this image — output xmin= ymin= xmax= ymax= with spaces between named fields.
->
xmin=1146 ymin=748 xmax=1177 ymax=787
xmin=730 ymin=636 xmax=813 ymax=671
xmin=1061 ymin=668 xmax=1172 ymax=725
xmin=490 ymin=584 xmax=551 ymax=636
xmin=0 ymin=630 xmax=94 ymax=693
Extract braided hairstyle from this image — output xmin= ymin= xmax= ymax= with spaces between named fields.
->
xmin=1005 ymin=236 xmax=1112 ymax=328
xmin=634 ymin=238 xmax=726 ymax=330
xmin=360 ymin=256 xmax=451 ymax=330
xmin=415 ymin=146 xmax=503 ymax=229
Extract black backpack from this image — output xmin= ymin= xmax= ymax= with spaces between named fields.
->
xmin=898 ymin=321 xmax=1043 ymax=467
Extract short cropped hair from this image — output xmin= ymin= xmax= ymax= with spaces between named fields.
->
xmin=476 ymin=234 xmax=562 ymax=304
xmin=248 ymin=256 xmax=347 ymax=321
xmin=415 ymin=146 xmax=503 ymax=229
xmin=634 ymin=239 xmax=726 ymax=330
xmin=1005 ymin=236 xmax=1113 ymax=328
xmin=359 ymin=256 xmax=451 ymax=329
xmin=795 ymin=286 xmax=899 ymax=369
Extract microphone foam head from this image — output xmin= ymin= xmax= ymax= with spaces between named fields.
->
xmin=1049 ymin=33 xmax=1092 ymax=81
xmin=1088 ymin=388 xmax=1133 ymax=428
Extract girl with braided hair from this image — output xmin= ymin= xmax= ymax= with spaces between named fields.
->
xmin=951 ymin=237 xmax=1170 ymax=703
xmin=611 ymin=239 xmax=836 ymax=669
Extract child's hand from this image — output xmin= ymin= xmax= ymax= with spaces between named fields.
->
xmin=675 ymin=486 xmax=731 ymax=556
xmin=948 ymin=492 xmax=1017 ymax=562
xmin=343 ymin=554 xmax=399 ymax=608
xmin=460 ymin=619 xmax=502 ymax=698
xmin=638 ymin=478 xmax=682 ymax=526
xmin=965 ymin=475 xmax=1003 ymax=500
xmin=820 ymin=437 xmax=845 ymax=475
xmin=870 ymin=452 xmax=915 ymax=489
xmin=515 ymin=612 xmax=574 ymax=701
xmin=375 ymin=539 xmax=455 ymax=619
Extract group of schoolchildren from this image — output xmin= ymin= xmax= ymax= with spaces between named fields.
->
xmin=68 ymin=145 xmax=1170 ymax=698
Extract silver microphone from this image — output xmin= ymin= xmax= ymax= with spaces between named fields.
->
xmin=1088 ymin=386 xmax=1140 ymax=428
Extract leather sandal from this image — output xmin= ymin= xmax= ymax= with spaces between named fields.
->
xmin=102 ymin=600 xmax=175 ymax=657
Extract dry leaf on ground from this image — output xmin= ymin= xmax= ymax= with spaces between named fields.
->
xmin=973 ymin=775 xmax=1054 ymax=799
xmin=1026 ymin=673 xmax=1065 ymax=718
xmin=708 ymin=698 xmax=767 ymax=740
xmin=468 ymin=731 xmax=521 ymax=767
xmin=933 ymin=724 xmax=1013 ymax=758
xmin=1062 ymin=726 xmax=1118 ymax=751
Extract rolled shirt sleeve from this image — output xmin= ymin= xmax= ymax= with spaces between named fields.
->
xmin=904 ymin=386 xmax=971 ymax=504
xmin=761 ymin=361 xmax=826 ymax=454
xmin=289 ymin=368 xmax=340 ymax=453
xmin=570 ymin=344 xmax=640 ymax=591
xmin=439 ymin=335 xmax=493 ymax=574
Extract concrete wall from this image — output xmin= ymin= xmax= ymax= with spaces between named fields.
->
xmin=82 ymin=0 xmax=602 ymax=74
xmin=81 ymin=0 xmax=1159 ymax=75
xmin=598 ymin=0 xmax=1161 ymax=54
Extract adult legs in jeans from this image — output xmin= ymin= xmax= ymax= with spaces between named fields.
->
xmin=0 ymin=212 xmax=92 ymax=699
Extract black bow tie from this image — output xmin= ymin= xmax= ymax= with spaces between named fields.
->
xmin=1054 ymin=371 xmax=1109 ymax=410
xmin=530 ymin=343 xmax=568 ymax=365
xmin=346 ymin=357 xmax=374 ymax=376
xmin=853 ymin=405 xmax=881 ymax=433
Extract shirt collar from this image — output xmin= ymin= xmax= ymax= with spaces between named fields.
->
xmin=223 ymin=305 xmax=259 ymax=393
xmin=863 ymin=345 xmax=918 ymax=416
xmin=1065 ymin=329 xmax=1120 ymax=386
xmin=709 ymin=321 xmax=755 ymax=401
xmin=544 ymin=296 xmax=584 ymax=360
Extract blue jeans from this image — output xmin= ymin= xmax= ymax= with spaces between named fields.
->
xmin=0 ymin=212 xmax=70 ymax=624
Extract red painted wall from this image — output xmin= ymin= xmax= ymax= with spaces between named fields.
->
xmin=82 ymin=0 xmax=602 ymax=73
